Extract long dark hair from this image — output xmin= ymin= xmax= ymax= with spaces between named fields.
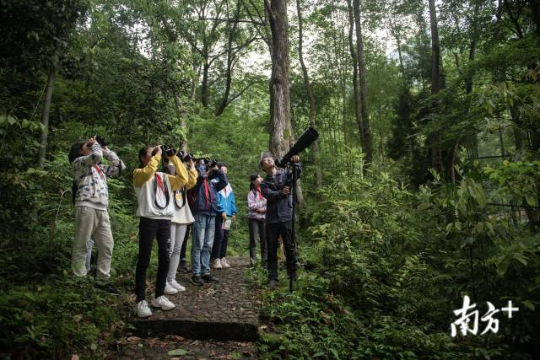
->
xmin=68 ymin=141 xmax=85 ymax=164
xmin=250 ymin=173 xmax=261 ymax=191
xmin=138 ymin=146 xmax=152 ymax=168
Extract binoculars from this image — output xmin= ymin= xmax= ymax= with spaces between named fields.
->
xmin=152 ymin=145 xmax=176 ymax=157
xmin=177 ymin=150 xmax=194 ymax=162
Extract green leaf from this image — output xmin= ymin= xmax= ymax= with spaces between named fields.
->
xmin=522 ymin=300 xmax=535 ymax=311
xmin=168 ymin=349 xmax=189 ymax=356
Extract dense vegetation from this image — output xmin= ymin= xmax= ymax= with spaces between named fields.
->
xmin=1 ymin=0 xmax=539 ymax=358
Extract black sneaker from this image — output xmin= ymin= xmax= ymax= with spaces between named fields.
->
xmin=267 ymin=279 xmax=278 ymax=288
xmin=201 ymin=273 xmax=219 ymax=283
xmin=95 ymin=283 xmax=120 ymax=296
xmin=191 ymin=275 xmax=204 ymax=286
xmin=179 ymin=261 xmax=190 ymax=273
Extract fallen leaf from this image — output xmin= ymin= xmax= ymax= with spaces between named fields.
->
xmin=168 ymin=348 xmax=189 ymax=356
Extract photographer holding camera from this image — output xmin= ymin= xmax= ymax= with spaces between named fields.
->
xmin=189 ymin=159 xmax=228 ymax=286
xmin=260 ymin=151 xmax=301 ymax=288
xmin=68 ymin=136 xmax=126 ymax=295
xmin=133 ymin=145 xmax=189 ymax=318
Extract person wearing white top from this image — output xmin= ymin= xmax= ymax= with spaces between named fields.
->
xmin=132 ymin=145 xmax=189 ymax=318
xmin=163 ymin=156 xmax=198 ymax=293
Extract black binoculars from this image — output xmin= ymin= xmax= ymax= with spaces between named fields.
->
xmin=177 ymin=150 xmax=194 ymax=162
xmin=96 ymin=135 xmax=108 ymax=147
xmin=152 ymin=145 xmax=176 ymax=157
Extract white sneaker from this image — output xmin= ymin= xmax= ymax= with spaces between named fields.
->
xmin=164 ymin=282 xmax=179 ymax=295
xmin=220 ymin=258 xmax=231 ymax=269
xmin=168 ymin=279 xmax=186 ymax=292
xmin=136 ymin=300 xmax=152 ymax=318
xmin=151 ymin=296 xmax=175 ymax=311
xmin=212 ymin=259 xmax=222 ymax=269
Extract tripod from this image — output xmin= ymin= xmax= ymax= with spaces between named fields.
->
xmin=287 ymin=161 xmax=301 ymax=293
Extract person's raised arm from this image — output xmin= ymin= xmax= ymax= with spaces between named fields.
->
xmin=167 ymin=155 xmax=188 ymax=191
xmin=73 ymin=141 xmax=103 ymax=170
xmin=133 ymin=154 xmax=160 ymax=187
xmin=214 ymin=170 xmax=228 ymax=192
xmin=101 ymin=147 xmax=126 ymax=178
xmin=185 ymin=160 xmax=198 ymax=190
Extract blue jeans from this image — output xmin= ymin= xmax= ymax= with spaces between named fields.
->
xmin=192 ymin=213 xmax=215 ymax=276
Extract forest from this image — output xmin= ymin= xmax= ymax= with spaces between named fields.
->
xmin=1 ymin=0 xmax=539 ymax=358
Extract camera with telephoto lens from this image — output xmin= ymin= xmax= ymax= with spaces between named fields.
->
xmin=96 ymin=135 xmax=108 ymax=147
xmin=209 ymin=159 xmax=219 ymax=168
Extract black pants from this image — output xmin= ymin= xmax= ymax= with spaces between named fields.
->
xmin=180 ymin=224 xmax=191 ymax=264
xmin=249 ymin=218 xmax=267 ymax=264
xmin=211 ymin=215 xmax=229 ymax=259
xmin=135 ymin=217 xmax=171 ymax=302
xmin=266 ymin=221 xmax=296 ymax=281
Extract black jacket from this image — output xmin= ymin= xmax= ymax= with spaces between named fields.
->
xmin=261 ymin=166 xmax=301 ymax=224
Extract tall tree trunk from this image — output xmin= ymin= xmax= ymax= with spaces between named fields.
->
xmin=265 ymin=0 xmax=293 ymax=158
xmin=353 ymin=0 xmax=372 ymax=165
xmin=428 ymin=0 xmax=444 ymax=174
xmin=296 ymin=0 xmax=322 ymax=189
xmin=346 ymin=0 xmax=364 ymax=158
xmin=216 ymin=0 xmax=241 ymax=117
xmin=38 ymin=66 xmax=56 ymax=169
xmin=201 ymin=62 xmax=210 ymax=107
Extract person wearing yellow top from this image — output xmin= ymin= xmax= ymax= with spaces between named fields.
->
xmin=162 ymin=155 xmax=198 ymax=294
xmin=132 ymin=145 xmax=189 ymax=318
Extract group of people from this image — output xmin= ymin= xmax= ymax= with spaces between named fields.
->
xmin=69 ymin=137 xmax=300 ymax=318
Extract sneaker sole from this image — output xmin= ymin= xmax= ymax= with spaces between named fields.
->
xmin=151 ymin=302 xmax=175 ymax=311
xmin=137 ymin=312 xmax=152 ymax=318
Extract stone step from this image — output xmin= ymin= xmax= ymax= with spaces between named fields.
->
xmin=132 ymin=257 xmax=259 ymax=342
xmin=112 ymin=336 xmax=257 ymax=359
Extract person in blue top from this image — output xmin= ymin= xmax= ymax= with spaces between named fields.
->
xmin=190 ymin=160 xmax=228 ymax=286
xmin=211 ymin=163 xmax=237 ymax=269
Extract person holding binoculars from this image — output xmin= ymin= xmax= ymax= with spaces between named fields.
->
xmin=162 ymin=151 xmax=198 ymax=294
xmin=190 ymin=159 xmax=228 ymax=286
xmin=68 ymin=136 xmax=126 ymax=295
xmin=260 ymin=151 xmax=301 ymax=288
xmin=133 ymin=145 xmax=190 ymax=318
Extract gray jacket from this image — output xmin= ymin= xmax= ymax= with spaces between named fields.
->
xmin=260 ymin=166 xmax=301 ymax=224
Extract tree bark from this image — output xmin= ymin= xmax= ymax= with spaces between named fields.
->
xmin=352 ymin=0 xmax=372 ymax=165
xmin=296 ymin=0 xmax=322 ymax=189
xmin=428 ymin=0 xmax=444 ymax=173
xmin=265 ymin=0 xmax=293 ymax=158
xmin=38 ymin=66 xmax=56 ymax=168
xmin=216 ymin=0 xmax=241 ymax=117
xmin=346 ymin=0 xmax=364 ymax=158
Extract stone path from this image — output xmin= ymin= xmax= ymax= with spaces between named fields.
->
xmin=112 ymin=257 xmax=259 ymax=359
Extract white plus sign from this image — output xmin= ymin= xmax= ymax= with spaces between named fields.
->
xmin=501 ymin=300 xmax=519 ymax=318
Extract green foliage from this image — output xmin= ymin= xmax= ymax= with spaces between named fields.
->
xmin=255 ymin=166 xmax=538 ymax=359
